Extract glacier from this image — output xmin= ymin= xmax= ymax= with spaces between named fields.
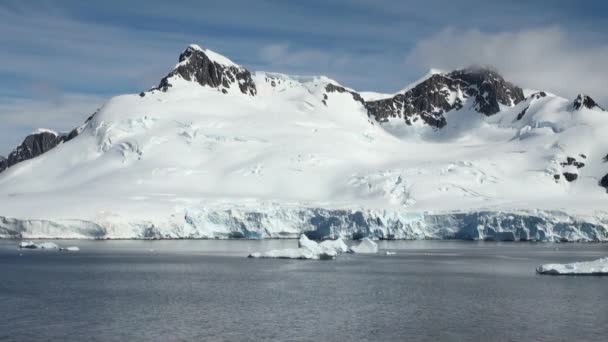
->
xmin=2 ymin=208 xmax=607 ymax=241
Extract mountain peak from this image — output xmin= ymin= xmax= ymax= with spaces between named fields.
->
xmin=572 ymin=94 xmax=604 ymax=111
xmin=147 ymin=44 xmax=257 ymax=96
xmin=447 ymin=66 xmax=524 ymax=114
xmin=180 ymin=44 xmax=238 ymax=67
xmin=365 ymin=66 xmax=525 ymax=128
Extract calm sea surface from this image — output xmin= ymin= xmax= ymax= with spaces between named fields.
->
xmin=0 ymin=239 xmax=606 ymax=341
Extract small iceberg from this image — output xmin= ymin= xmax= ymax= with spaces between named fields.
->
xmin=248 ymin=235 xmax=345 ymax=260
xmin=18 ymin=241 xmax=59 ymax=249
xmin=385 ymin=251 xmax=396 ymax=256
xmin=60 ymin=246 xmax=80 ymax=252
xmin=319 ymin=238 xmax=349 ymax=253
xmin=536 ymin=257 xmax=608 ymax=275
xmin=348 ymin=237 xmax=378 ymax=254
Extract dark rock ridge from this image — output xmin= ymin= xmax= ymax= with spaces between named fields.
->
xmin=324 ymin=83 xmax=365 ymax=106
xmin=0 ymin=131 xmax=73 ymax=173
xmin=0 ymin=156 xmax=6 ymax=172
xmin=149 ymin=45 xmax=256 ymax=96
xmin=572 ymin=94 xmax=604 ymax=111
xmin=0 ymin=106 xmax=99 ymax=173
xmin=602 ymin=154 xmax=608 ymax=192
xmin=0 ymin=126 xmax=83 ymax=173
xmin=516 ymin=106 xmax=528 ymax=121
xmin=600 ymin=174 xmax=608 ymax=192
xmin=363 ymin=67 xmax=525 ymax=128
xmin=518 ymin=91 xmax=548 ymax=120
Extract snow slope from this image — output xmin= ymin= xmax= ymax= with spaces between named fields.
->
xmin=0 ymin=45 xmax=607 ymax=240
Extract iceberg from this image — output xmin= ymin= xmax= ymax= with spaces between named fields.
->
xmin=248 ymin=235 xmax=346 ymax=260
xmin=18 ymin=241 xmax=59 ymax=249
xmin=59 ymin=246 xmax=80 ymax=252
xmin=248 ymin=248 xmax=316 ymax=260
xmin=319 ymin=238 xmax=349 ymax=253
xmin=536 ymin=257 xmax=608 ymax=275
xmin=348 ymin=238 xmax=378 ymax=254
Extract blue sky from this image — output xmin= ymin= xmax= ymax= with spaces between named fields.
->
xmin=1 ymin=0 xmax=608 ymax=154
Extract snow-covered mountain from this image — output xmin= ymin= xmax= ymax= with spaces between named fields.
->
xmin=1 ymin=44 xmax=608 ymax=241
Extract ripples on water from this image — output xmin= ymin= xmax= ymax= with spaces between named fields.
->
xmin=0 ymin=240 xmax=606 ymax=341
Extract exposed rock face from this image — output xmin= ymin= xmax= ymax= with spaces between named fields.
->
xmin=6 ymin=131 xmax=66 ymax=168
xmin=0 ymin=156 xmax=7 ymax=173
xmin=324 ymin=83 xmax=364 ymax=105
xmin=363 ymin=67 xmax=525 ymax=128
xmin=572 ymin=94 xmax=604 ymax=111
xmin=153 ymin=45 xmax=256 ymax=96
xmin=529 ymin=91 xmax=547 ymax=100
xmin=602 ymin=154 xmax=608 ymax=192
xmin=516 ymin=106 xmax=529 ymax=121
xmin=600 ymin=174 xmax=608 ymax=192
xmin=562 ymin=172 xmax=578 ymax=182
xmin=0 ymin=129 xmax=82 ymax=173
xmin=561 ymin=156 xmax=585 ymax=169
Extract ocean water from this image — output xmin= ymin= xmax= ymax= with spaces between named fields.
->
xmin=0 ymin=239 xmax=606 ymax=341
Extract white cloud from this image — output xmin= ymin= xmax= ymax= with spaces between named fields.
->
xmin=406 ymin=27 xmax=608 ymax=104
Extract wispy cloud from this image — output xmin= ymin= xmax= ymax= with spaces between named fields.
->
xmin=406 ymin=27 xmax=608 ymax=103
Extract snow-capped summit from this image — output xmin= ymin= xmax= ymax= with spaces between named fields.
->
xmin=1 ymin=43 xmax=608 ymax=241
xmin=364 ymin=66 xmax=525 ymax=128
xmin=148 ymin=44 xmax=257 ymax=96
xmin=572 ymin=94 xmax=604 ymax=111
xmin=185 ymin=44 xmax=239 ymax=67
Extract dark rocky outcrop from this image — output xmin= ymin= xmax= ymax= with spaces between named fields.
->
xmin=152 ymin=45 xmax=256 ymax=96
xmin=572 ymin=94 xmax=604 ymax=111
xmin=517 ymin=92 xmax=547 ymax=121
xmin=324 ymin=83 xmax=364 ymax=105
xmin=529 ymin=91 xmax=547 ymax=100
xmin=516 ymin=106 xmax=529 ymax=120
xmin=0 ymin=156 xmax=7 ymax=173
xmin=6 ymin=131 xmax=67 ymax=168
xmin=557 ymin=156 xmax=585 ymax=183
xmin=600 ymin=174 xmax=608 ymax=192
xmin=363 ymin=67 xmax=524 ymax=128
xmin=0 ymin=128 xmax=83 ymax=174
xmin=562 ymin=172 xmax=578 ymax=182
xmin=561 ymin=157 xmax=585 ymax=169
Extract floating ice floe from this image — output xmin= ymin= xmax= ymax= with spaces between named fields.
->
xmin=385 ymin=251 xmax=396 ymax=255
xmin=348 ymin=237 xmax=378 ymax=254
xmin=18 ymin=241 xmax=59 ymax=249
xmin=319 ymin=238 xmax=349 ymax=253
xmin=19 ymin=241 xmax=80 ymax=251
xmin=536 ymin=257 xmax=608 ymax=275
xmin=248 ymin=235 xmax=345 ymax=260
